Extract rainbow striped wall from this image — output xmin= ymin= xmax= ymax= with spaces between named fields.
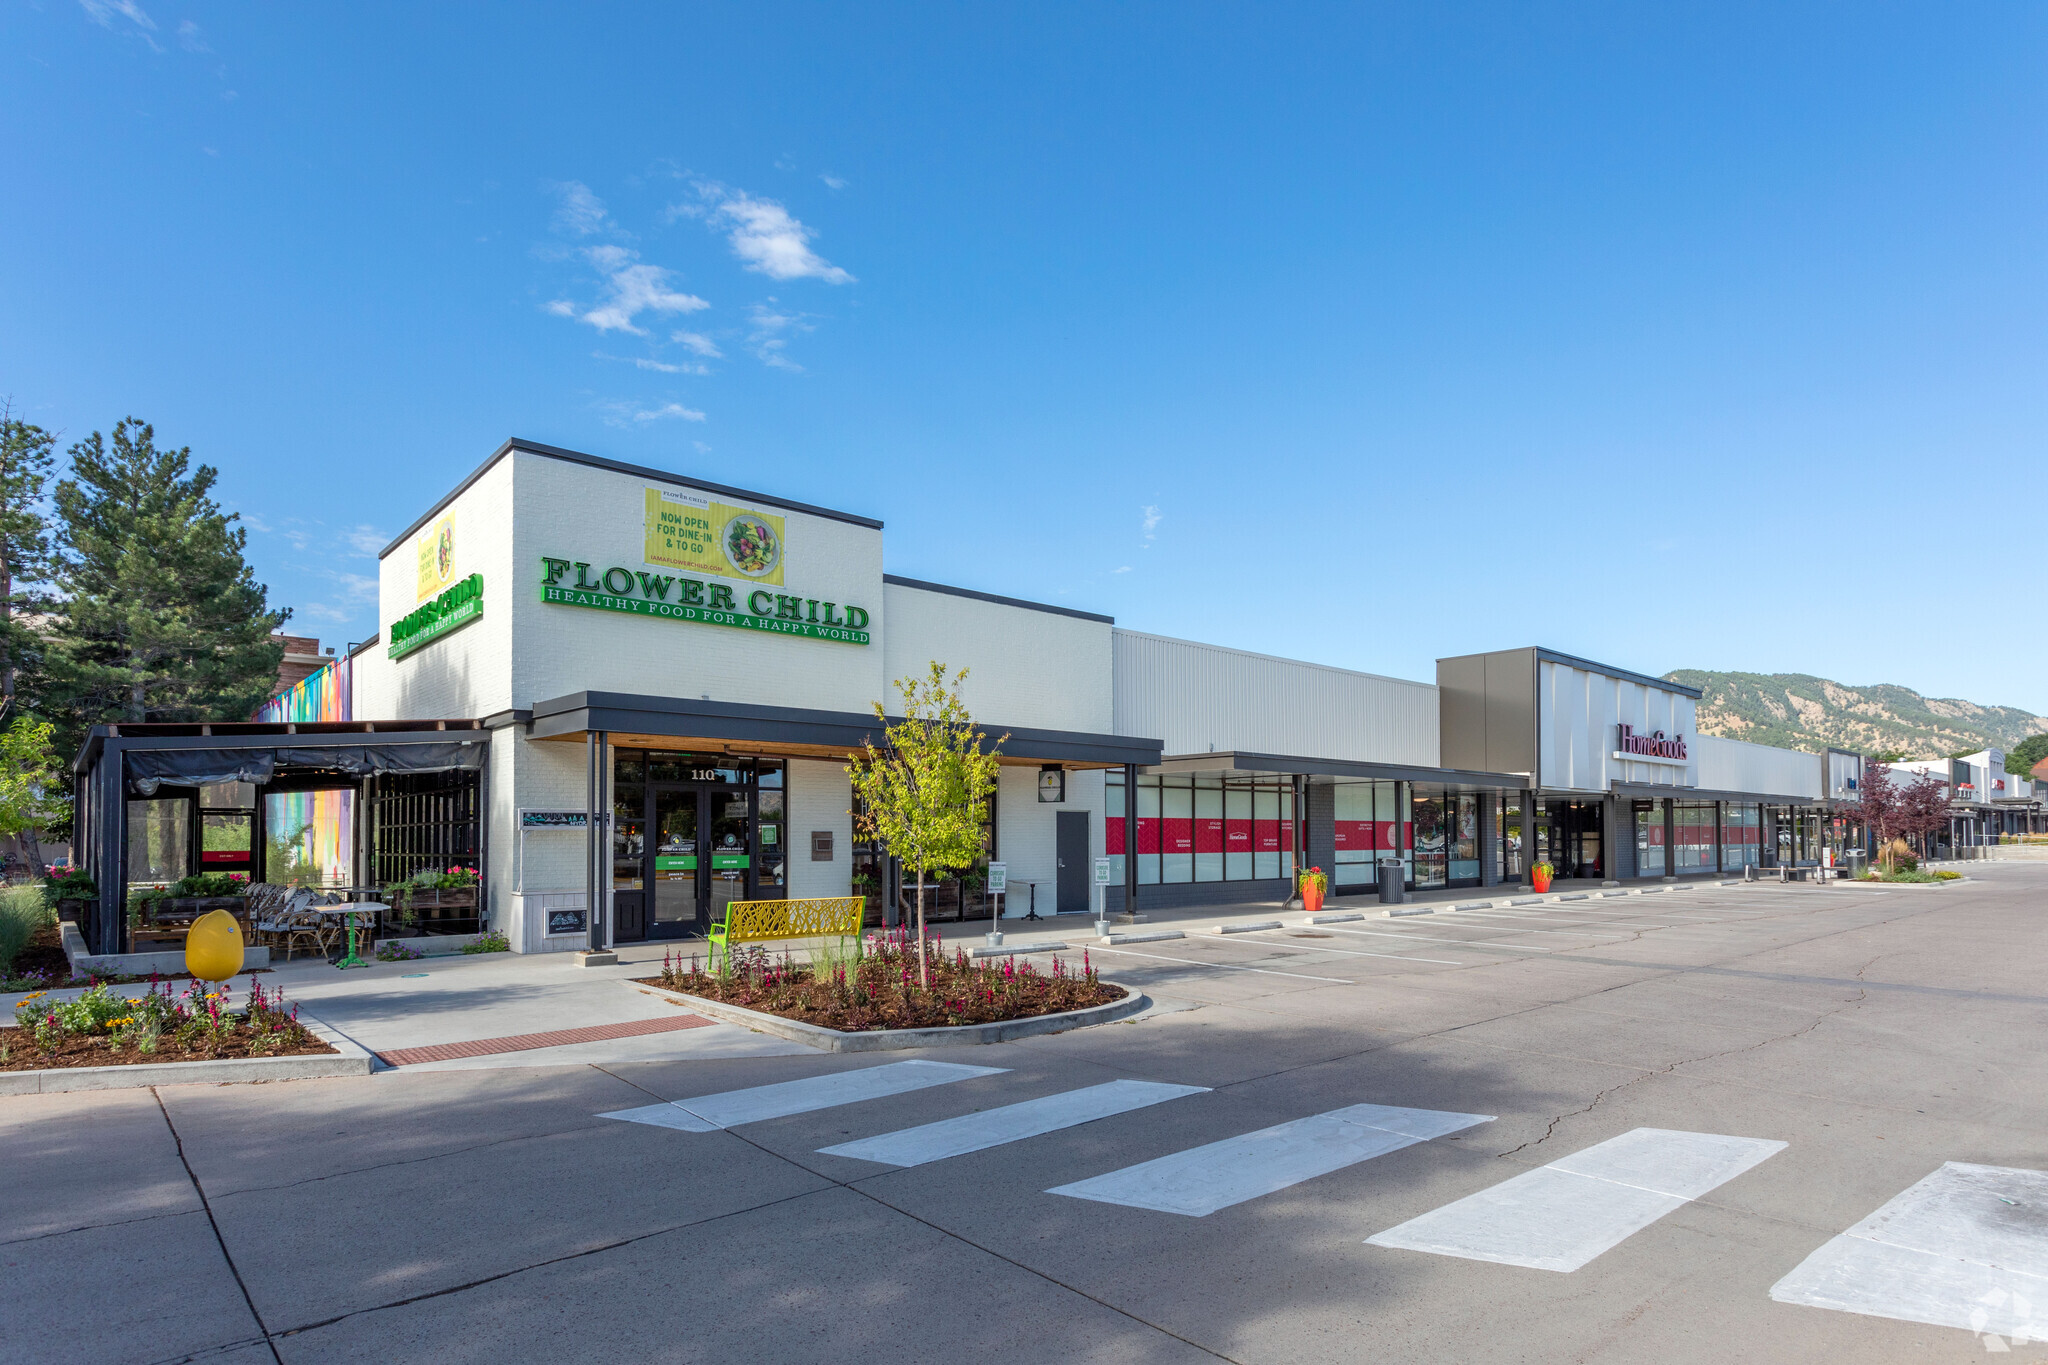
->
xmin=255 ymin=657 xmax=355 ymax=884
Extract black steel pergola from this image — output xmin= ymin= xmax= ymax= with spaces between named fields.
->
xmin=71 ymin=719 xmax=490 ymax=955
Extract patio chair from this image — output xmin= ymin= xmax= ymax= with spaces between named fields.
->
xmin=275 ymin=890 xmax=336 ymax=961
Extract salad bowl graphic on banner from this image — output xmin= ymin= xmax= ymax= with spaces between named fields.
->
xmin=723 ymin=511 xmax=782 ymax=579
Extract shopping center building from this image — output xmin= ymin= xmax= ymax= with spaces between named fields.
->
xmin=72 ymin=438 xmax=1879 ymax=955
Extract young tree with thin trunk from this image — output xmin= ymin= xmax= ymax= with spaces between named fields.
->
xmin=44 ymin=418 xmax=287 ymax=762
xmin=0 ymin=403 xmax=55 ymax=712
xmin=1899 ymin=768 xmax=1953 ymax=859
xmin=847 ymin=663 xmax=1005 ymax=988
xmin=0 ymin=715 xmax=63 ymax=875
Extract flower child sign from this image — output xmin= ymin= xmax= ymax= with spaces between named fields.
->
xmin=538 ymin=556 xmax=871 ymax=645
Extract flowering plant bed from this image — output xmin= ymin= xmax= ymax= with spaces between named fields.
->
xmin=639 ymin=928 xmax=1123 ymax=1033
xmin=2 ymin=978 xmax=332 ymax=1071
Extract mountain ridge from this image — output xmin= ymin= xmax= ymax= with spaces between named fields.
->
xmin=1662 ymin=669 xmax=2048 ymax=761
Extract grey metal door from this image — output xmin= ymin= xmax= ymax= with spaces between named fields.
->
xmin=1056 ymin=811 xmax=1090 ymax=913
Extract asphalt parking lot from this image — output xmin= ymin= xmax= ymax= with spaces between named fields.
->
xmin=9 ymin=864 xmax=2048 ymax=1363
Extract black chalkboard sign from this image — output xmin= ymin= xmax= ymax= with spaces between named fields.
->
xmin=547 ymin=908 xmax=588 ymax=936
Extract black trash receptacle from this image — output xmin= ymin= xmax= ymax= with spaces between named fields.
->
xmin=1378 ymin=859 xmax=1405 ymax=905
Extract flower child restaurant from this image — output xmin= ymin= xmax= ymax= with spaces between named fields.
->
xmin=68 ymin=439 xmax=1857 ymax=959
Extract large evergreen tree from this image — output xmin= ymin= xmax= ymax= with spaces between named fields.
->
xmin=45 ymin=418 xmax=287 ymax=757
xmin=0 ymin=402 xmax=56 ymax=712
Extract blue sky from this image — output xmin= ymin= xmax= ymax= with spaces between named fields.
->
xmin=5 ymin=3 xmax=2046 ymax=713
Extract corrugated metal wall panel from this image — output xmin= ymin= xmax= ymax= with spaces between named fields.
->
xmin=1111 ymin=630 xmax=1439 ymax=765
xmin=1694 ymin=735 xmax=1822 ymax=799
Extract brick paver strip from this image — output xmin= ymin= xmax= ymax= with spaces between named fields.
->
xmin=375 ymin=1013 xmax=713 ymax=1067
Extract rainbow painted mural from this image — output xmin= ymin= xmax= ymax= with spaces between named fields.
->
xmin=255 ymin=657 xmax=355 ymax=885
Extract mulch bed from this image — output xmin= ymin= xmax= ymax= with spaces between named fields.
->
xmin=0 ymin=1027 xmax=337 ymax=1071
xmin=9 ymin=923 xmax=69 ymax=979
xmin=636 ymin=937 xmax=1123 ymax=1033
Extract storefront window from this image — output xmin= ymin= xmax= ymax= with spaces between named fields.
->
xmin=1674 ymin=802 xmax=1715 ymax=872
xmin=1722 ymin=804 xmax=1759 ymax=868
xmin=1499 ymin=795 xmax=1524 ymax=879
xmin=1412 ymin=790 xmax=1447 ymax=889
xmin=1110 ymin=773 xmax=1293 ymax=886
xmin=1449 ymin=793 xmax=1480 ymax=882
xmin=1194 ymin=782 xmax=1224 ymax=882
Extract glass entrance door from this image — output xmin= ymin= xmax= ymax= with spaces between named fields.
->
xmin=705 ymin=787 xmax=754 ymax=930
xmin=649 ymin=787 xmax=702 ymax=940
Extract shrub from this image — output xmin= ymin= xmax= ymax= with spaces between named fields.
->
xmin=0 ymin=886 xmax=55 ymax=973
xmin=375 ymin=939 xmax=425 ymax=962
xmin=42 ymin=868 xmax=96 ymax=903
xmin=1933 ymin=869 xmax=1963 ymax=881
xmin=461 ymin=929 xmax=510 ymax=954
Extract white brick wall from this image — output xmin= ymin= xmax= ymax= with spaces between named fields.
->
xmin=883 ymin=582 xmax=1112 ymax=733
xmin=786 ymin=758 xmax=852 ymax=898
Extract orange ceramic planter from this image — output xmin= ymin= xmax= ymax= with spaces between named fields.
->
xmin=1302 ymin=881 xmax=1326 ymax=914
xmin=1531 ymin=868 xmax=1553 ymax=893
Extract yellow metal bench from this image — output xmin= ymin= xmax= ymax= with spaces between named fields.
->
xmin=707 ymin=896 xmax=865 ymax=972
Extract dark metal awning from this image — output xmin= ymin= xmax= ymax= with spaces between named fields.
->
xmin=1150 ymin=750 xmax=1528 ymax=792
xmin=525 ymin=691 xmax=1163 ymax=770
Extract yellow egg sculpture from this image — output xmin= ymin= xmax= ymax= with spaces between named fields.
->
xmin=184 ymin=908 xmax=245 ymax=983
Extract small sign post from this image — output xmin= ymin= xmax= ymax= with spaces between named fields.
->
xmin=985 ymin=862 xmax=1007 ymax=947
xmin=1092 ymin=857 xmax=1113 ymax=937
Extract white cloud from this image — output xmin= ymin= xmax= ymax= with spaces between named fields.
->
xmin=595 ymin=352 xmax=708 ymax=376
xmin=557 ymin=245 xmax=708 ymax=336
xmin=344 ymin=525 xmax=387 ymax=556
xmin=693 ymin=441 xmax=712 ymax=454
xmin=820 ymin=174 xmax=848 ymax=191
xmin=548 ymin=180 xmax=609 ymax=237
xmin=671 ymin=330 xmax=722 ymax=358
xmin=1141 ymin=505 xmax=1162 ymax=547
xmin=599 ymin=400 xmax=707 ymax=428
xmin=1112 ymin=565 xmax=1132 ymax=574
xmin=681 ymin=184 xmax=854 ymax=283
xmin=636 ymin=402 xmax=705 ymax=422
xmin=176 ymin=18 xmax=209 ymax=52
xmin=746 ymin=302 xmax=813 ymax=371
xmin=78 ymin=0 xmax=162 ymax=48
xmin=78 ymin=0 xmax=155 ymax=31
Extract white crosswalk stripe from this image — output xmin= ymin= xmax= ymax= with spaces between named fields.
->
xmin=599 ymin=1059 xmax=1006 ymax=1132
xmin=1047 ymin=1103 xmax=1493 ymax=1217
xmin=1366 ymin=1127 xmax=1785 ymax=1271
xmin=817 ymin=1079 xmax=1210 ymax=1167
xmin=1770 ymin=1162 xmax=2048 ymax=1343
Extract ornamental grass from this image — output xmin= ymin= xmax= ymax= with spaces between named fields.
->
xmin=651 ymin=926 xmax=1122 ymax=1032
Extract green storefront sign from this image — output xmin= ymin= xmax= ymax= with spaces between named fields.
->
xmin=538 ymin=557 xmax=870 ymax=646
xmin=653 ymin=854 xmax=749 ymax=871
xmin=390 ymin=573 xmax=484 ymax=660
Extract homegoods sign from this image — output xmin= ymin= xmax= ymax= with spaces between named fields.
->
xmin=390 ymin=573 xmax=483 ymax=660
xmin=539 ymin=558 xmax=871 ymax=646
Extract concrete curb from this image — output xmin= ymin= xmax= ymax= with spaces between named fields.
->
xmin=625 ymin=979 xmax=1150 ymax=1052
xmin=965 ymin=942 xmax=1068 ymax=959
xmin=1100 ymin=930 xmax=1187 ymax=945
xmin=1211 ymin=921 xmax=1282 ymax=935
xmin=1384 ymin=907 xmax=1434 ymax=918
xmin=1305 ymin=912 xmax=1365 ymax=925
xmin=0 ymin=1012 xmax=373 ymax=1096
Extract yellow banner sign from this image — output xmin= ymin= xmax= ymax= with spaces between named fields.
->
xmin=643 ymin=488 xmax=785 ymax=586
xmin=416 ymin=514 xmax=457 ymax=602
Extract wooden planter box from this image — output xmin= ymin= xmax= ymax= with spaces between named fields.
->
xmin=159 ymin=897 xmax=247 ymax=915
xmin=55 ymin=897 xmax=94 ymax=922
xmin=392 ymin=889 xmax=479 ymax=934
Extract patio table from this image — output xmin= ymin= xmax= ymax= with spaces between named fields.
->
xmin=303 ymin=901 xmax=386 ymax=969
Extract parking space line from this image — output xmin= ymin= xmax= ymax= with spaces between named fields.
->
xmin=817 ymin=1079 xmax=1210 ymax=1167
xmin=599 ymin=1059 xmax=1007 ymax=1131
xmin=1255 ymin=925 xmax=1554 ymax=952
xmin=1084 ymin=944 xmax=1370 ymax=979
xmin=1049 ymin=1103 xmax=1494 ymax=1216
xmin=1366 ymin=1126 xmax=1786 ymax=1271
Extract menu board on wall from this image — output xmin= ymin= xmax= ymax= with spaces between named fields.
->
xmin=643 ymin=487 xmax=787 ymax=587
xmin=416 ymin=513 xmax=457 ymax=602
